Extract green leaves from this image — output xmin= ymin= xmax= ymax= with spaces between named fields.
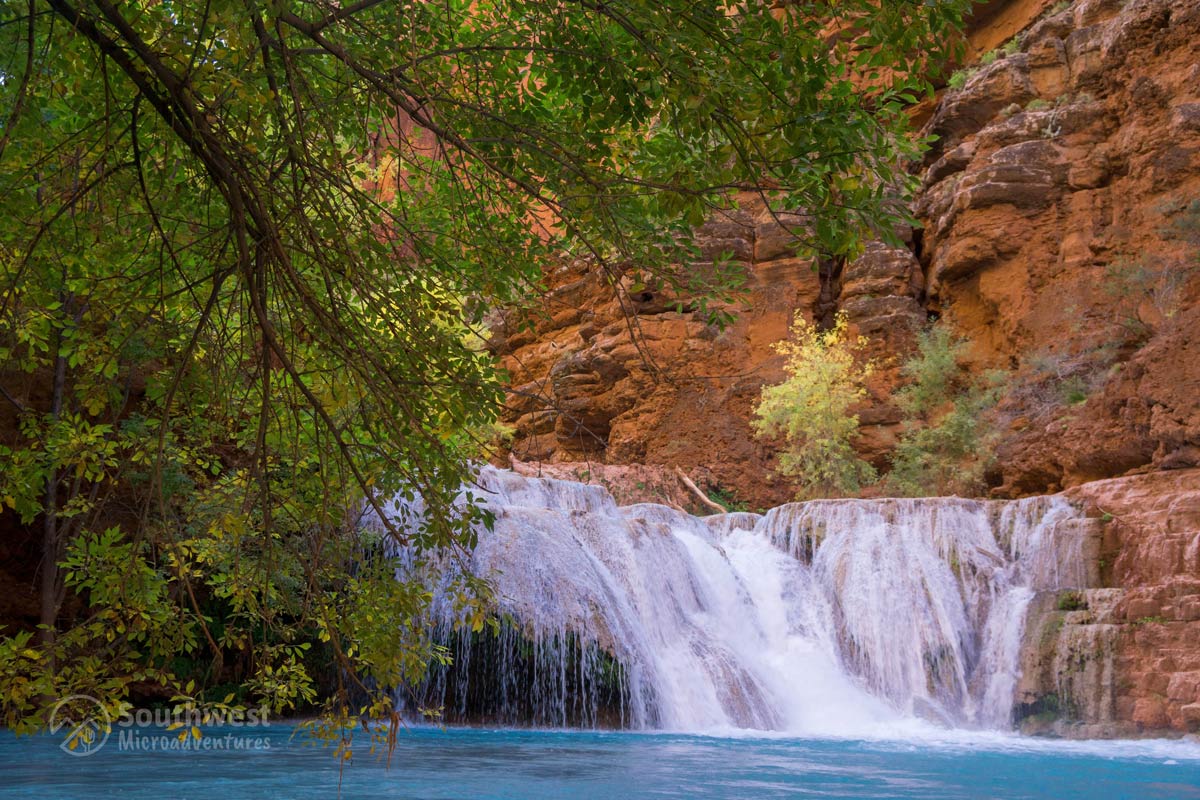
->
xmin=887 ymin=325 xmax=1003 ymax=497
xmin=0 ymin=0 xmax=967 ymax=737
xmin=0 ymin=414 xmax=116 ymax=523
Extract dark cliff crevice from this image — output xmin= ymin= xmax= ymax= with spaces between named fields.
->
xmin=813 ymin=254 xmax=845 ymax=330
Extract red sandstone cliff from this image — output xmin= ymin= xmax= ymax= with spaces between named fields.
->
xmin=491 ymin=0 xmax=1200 ymax=511
xmin=488 ymin=0 xmax=1200 ymax=736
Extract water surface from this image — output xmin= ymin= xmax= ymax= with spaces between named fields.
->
xmin=2 ymin=725 xmax=1198 ymax=799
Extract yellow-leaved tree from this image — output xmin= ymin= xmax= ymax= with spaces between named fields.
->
xmin=753 ymin=312 xmax=876 ymax=499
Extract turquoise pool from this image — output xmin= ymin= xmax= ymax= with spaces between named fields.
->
xmin=1 ymin=725 xmax=1198 ymax=799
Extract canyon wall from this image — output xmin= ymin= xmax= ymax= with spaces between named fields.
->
xmin=490 ymin=0 xmax=1200 ymax=511
xmin=487 ymin=0 xmax=1200 ymax=736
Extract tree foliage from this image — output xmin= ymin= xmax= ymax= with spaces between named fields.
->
xmin=0 ymin=0 xmax=968 ymax=739
xmin=753 ymin=312 xmax=877 ymax=498
xmin=887 ymin=325 xmax=1001 ymax=497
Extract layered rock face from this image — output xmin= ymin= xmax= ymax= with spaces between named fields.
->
xmin=491 ymin=0 xmax=1200 ymax=508
xmin=1016 ymin=468 xmax=1200 ymax=736
xmin=490 ymin=203 xmax=824 ymax=510
xmin=920 ymin=0 xmax=1200 ymax=496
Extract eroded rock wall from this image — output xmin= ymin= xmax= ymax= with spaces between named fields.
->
xmin=490 ymin=200 xmax=823 ymax=510
xmin=920 ymin=0 xmax=1200 ymax=495
xmin=1016 ymin=469 xmax=1200 ymax=736
xmin=490 ymin=0 xmax=1200 ymax=508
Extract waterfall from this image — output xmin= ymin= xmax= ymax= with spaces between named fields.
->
xmin=399 ymin=467 xmax=1093 ymax=735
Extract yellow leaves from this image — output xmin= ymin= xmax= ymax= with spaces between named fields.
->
xmin=206 ymin=511 xmax=249 ymax=545
xmin=835 ymin=174 xmax=861 ymax=192
xmin=82 ymin=393 xmax=107 ymax=417
xmin=169 ymin=723 xmax=202 ymax=743
xmin=753 ymin=311 xmax=878 ymax=497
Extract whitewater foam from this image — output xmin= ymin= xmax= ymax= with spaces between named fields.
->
xmin=402 ymin=467 xmax=1102 ymax=736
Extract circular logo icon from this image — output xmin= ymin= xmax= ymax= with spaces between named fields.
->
xmin=48 ymin=695 xmax=111 ymax=756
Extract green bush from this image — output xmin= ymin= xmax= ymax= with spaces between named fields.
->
xmin=948 ymin=69 xmax=971 ymax=90
xmin=1056 ymin=591 xmax=1088 ymax=612
xmin=893 ymin=325 xmax=963 ymax=417
xmin=887 ymin=325 xmax=1001 ymax=497
xmin=1060 ymin=375 xmax=1091 ymax=405
xmin=708 ymin=486 xmax=750 ymax=514
xmin=753 ymin=312 xmax=877 ymax=499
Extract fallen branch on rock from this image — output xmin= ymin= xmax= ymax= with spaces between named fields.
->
xmin=675 ymin=467 xmax=726 ymax=515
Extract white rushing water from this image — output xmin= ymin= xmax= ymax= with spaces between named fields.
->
xmin=403 ymin=467 xmax=1093 ymax=736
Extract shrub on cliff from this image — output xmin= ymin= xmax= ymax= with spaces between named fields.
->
xmin=1101 ymin=197 xmax=1200 ymax=341
xmin=753 ymin=313 xmax=877 ymax=499
xmin=886 ymin=326 xmax=1001 ymax=497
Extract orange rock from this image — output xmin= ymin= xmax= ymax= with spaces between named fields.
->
xmin=1132 ymin=697 xmax=1170 ymax=729
xmin=491 ymin=0 xmax=1200 ymax=511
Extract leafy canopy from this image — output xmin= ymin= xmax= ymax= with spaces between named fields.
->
xmin=0 ymin=0 xmax=968 ymax=740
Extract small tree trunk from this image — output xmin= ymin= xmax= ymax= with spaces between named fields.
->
xmin=39 ymin=301 xmax=68 ymax=658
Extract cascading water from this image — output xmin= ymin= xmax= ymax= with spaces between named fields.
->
xmin=398 ymin=467 xmax=1094 ymax=735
